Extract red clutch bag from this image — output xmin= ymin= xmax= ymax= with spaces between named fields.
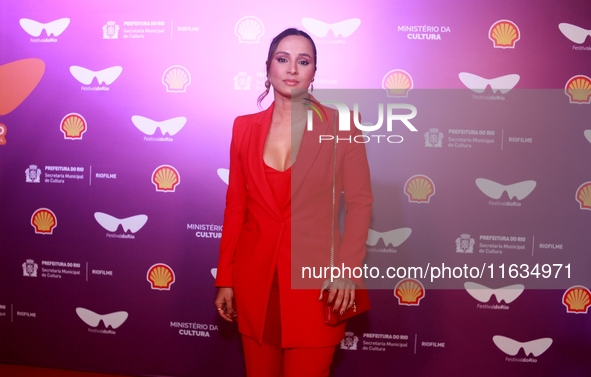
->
xmin=321 ymin=114 xmax=371 ymax=326
xmin=322 ymin=289 xmax=370 ymax=326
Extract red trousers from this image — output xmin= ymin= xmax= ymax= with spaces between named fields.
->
xmin=241 ymin=274 xmax=336 ymax=377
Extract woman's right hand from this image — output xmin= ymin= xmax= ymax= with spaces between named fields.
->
xmin=214 ymin=287 xmax=236 ymax=322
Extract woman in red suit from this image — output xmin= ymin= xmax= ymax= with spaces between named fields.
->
xmin=214 ymin=28 xmax=372 ymax=377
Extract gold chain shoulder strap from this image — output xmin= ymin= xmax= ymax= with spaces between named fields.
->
xmin=330 ymin=111 xmax=337 ymax=281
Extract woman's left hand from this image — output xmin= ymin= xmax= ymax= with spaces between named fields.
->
xmin=318 ymin=278 xmax=356 ymax=315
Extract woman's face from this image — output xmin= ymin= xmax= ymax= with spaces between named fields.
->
xmin=268 ymin=35 xmax=316 ymax=99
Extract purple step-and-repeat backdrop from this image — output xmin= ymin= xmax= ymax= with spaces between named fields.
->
xmin=1 ymin=0 xmax=591 ymax=376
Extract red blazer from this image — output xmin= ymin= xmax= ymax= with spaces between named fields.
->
xmin=215 ymin=102 xmax=373 ymax=347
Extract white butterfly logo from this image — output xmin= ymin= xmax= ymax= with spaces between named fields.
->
xmin=217 ymin=168 xmax=229 ymax=185
xmin=70 ymin=66 xmax=123 ymax=85
xmin=475 ymin=178 xmax=536 ymax=200
xmin=211 ymin=268 xmax=217 ymax=279
xmin=558 ymin=23 xmax=591 ymax=44
xmin=76 ymin=308 xmax=129 ymax=329
xmin=301 ymin=18 xmax=361 ymax=38
xmin=19 ymin=18 xmax=70 ymax=37
xmin=131 ymin=116 xmax=187 ymax=136
xmin=464 ymin=282 xmax=525 ymax=304
xmin=492 ymin=336 xmax=552 ymax=357
xmin=366 ymin=228 xmax=412 ymax=247
xmin=94 ymin=212 xmax=148 ymax=233
xmin=584 ymin=130 xmax=591 ymax=144
xmin=458 ymin=72 xmax=520 ymax=94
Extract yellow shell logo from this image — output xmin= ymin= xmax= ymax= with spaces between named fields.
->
xmin=152 ymin=165 xmax=180 ymax=192
xmin=147 ymin=263 xmax=175 ymax=290
xmin=60 ymin=113 xmax=87 ymax=139
xmin=565 ymin=75 xmax=591 ymax=104
xmin=394 ymin=278 xmax=425 ymax=306
xmin=562 ymin=286 xmax=591 ymax=313
xmin=576 ymin=182 xmax=591 ymax=210
xmin=0 ymin=124 xmax=6 ymax=145
xmin=162 ymin=65 xmax=191 ymax=93
xmin=31 ymin=208 xmax=57 ymax=234
xmin=234 ymin=16 xmax=265 ymax=43
xmin=489 ymin=20 xmax=520 ymax=48
xmin=404 ymin=175 xmax=435 ymax=203
xmin=382 ymin=69 xmax=413 ymax=97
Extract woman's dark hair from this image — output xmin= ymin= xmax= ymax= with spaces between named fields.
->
xmin=257 ymin=28 xmax=317 ymax=108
